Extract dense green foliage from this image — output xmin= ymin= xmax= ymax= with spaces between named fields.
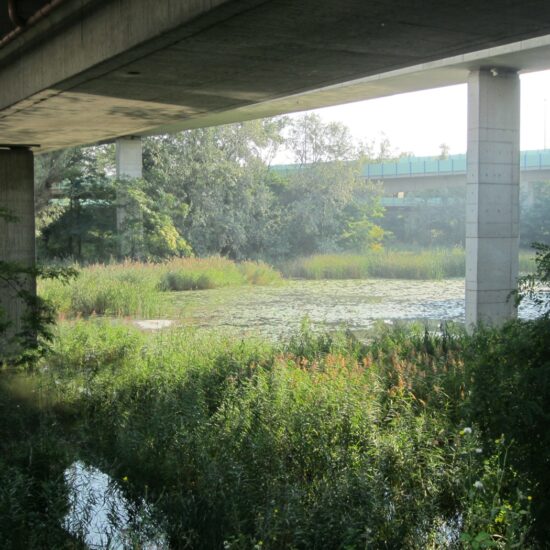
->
xmin=465 ymin=317 xmax=550 ymax=543
xmin=34 ymin=116 xmax=550 ymax=262
xmin=36 ymin=147 xmax=118 ymax=261
xmin=0 ymin=372 xmax=81 ymax=548
xmin=2 ymin=317 xmax=548 ymax=547
xmin=4 ymin=113 xmax=548 ymax=549
xmin=35 ymin=115 xmax=387 ymax=264
xmin=0 ymin=209 xmax=77 ymax=365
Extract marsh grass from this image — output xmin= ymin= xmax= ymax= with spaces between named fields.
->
xmin=39 ymin=258 xmax=282 ymax=318
xmin=158 ymin=257 xmax=281 ymax=291
xmin=24 ymin=319 xmax=535 ymax=548
xmin=283 ymin=248 xmax=536 ymax=280
xmin=38 ymin=251 xmax=535 ymax=319
xmin=282 ymin=249 xmax=465 ymax=279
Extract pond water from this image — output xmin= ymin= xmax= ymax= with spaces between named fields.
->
xmin=64 ymin=462 xmax=167 ymax=549
xmin=161 ymin=278 xmax=538 ymax=338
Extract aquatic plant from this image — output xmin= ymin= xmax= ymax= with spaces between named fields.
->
xmin=39 ymin=258 xmax=282 ymax=318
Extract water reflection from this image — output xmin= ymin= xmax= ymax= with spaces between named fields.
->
xmin=64 ymin=461 xmax=167 ymax=549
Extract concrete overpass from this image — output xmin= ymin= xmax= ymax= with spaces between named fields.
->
xmin=3 ymin=0 xmax=550 ymax=334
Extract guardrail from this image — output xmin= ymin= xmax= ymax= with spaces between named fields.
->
xmin=362 ymin=150 xmax=550 ymax=179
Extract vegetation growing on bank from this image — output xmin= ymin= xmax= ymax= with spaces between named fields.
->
xmin=282 ymin=248 xmax=536 ymax=280
xmin=37 ymin=248 xmax=537 ymax=319
xmin=282 ymin=248 xmax=465 ymax=280
xmin=39 ymin=257 xmax=282 ymax=318
xmin=2 ymin=318 xmax=548 ymax=548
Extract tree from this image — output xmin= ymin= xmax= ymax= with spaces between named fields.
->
xmin=278 ymin=114 xmax=386 ymax=256
xmin=287 ymin=114 xmax=357 ymax=164
xmin=115 ymin=176 xmax=192 ymax=260
xmin=143 ymin=119 xmax=286 ymax=260
xmin=36 ymin=115 xmax=391 ymax=264
xmin=37 ymin=147 xmax=118 ymax=261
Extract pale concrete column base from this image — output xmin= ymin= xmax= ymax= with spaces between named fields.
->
xmin=465 ymin=69 xmax=520 ymax=329
xmin=0 ymin=147 xmax=36 ymax=349
xmin=115 ymin=137 xmax=143 ymax=258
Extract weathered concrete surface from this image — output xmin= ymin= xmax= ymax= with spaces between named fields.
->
xmin=465 ymin=70 xmax=520 ymax=327
xmin=0 ymin=148 xmax=35 ymax=341
xmin=2 ymin=0 xmax=550 ymax=151
xmin=116 ymin=137 xmax=142 ymax=257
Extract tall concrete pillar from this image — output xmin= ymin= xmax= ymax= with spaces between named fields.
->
xmin=466 ymin=69 xmax=520 ymax=327
xmin=0 ymin=147 xmax=36 ymax=346
xmin=115 ymin=137 xmax=142 ymax=258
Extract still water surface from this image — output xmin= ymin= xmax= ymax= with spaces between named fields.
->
xmin=162 ymin=278 xmax=537 ymax=338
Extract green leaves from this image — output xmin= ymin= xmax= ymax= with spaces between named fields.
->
xmin=0 ymin=262 xmax=77 ymax=366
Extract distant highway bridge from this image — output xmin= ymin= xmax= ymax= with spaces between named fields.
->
xmin=274 ymin=150 xmax=550 ymax=207
xmin=363 ymin=149 xmax=550 ymax=196
xmin=275 ymin=149 xmax=550 ymax=193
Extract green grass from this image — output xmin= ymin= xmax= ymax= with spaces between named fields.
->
xmin=6 ymin=318 xmax=537 ymax=548
xmin=158 ymin=257 xmax=281 ymax=291
xmin=282 ymin=248 xmax=465 ymax=279
xmin=38 ymin=257 xmax=282 ymax=318
xmin=282 ymin=248 xmax=537 ymax=280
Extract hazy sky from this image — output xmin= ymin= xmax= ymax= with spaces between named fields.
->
xmin=280 ymin=69 xmax=550 ymax=160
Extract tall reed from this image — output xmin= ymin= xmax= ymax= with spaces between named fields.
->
xmin=283 ymin=248 xmax=536 ymax=280
xmin=39 ymin=258 xmax=282 ymax=318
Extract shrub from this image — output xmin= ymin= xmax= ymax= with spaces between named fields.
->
xmin=465 ymin=316 xmax=550 ymax=542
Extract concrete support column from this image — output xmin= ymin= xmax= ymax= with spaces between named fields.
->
xmin=0 ymin=147 xmax=35 ymax=343
xmin=466 ymin=69 xmax=520 ymax=327
xmin=115 ymin=137 xmax=142 ymax=258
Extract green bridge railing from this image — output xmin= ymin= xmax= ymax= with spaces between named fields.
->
xmin=362 ymin=150 xmax=550 ymax=179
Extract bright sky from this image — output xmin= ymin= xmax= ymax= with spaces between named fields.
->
xmin=279 ymin=69 xmax=550 ymax=160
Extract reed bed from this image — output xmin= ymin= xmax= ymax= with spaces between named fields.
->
xmin=39 ymin=257 xmax=282 ymax=318
xmin=283 ymin=248 xmax=536 ymax=280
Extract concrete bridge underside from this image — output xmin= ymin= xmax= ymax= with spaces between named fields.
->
xmin=1 ymin=0 xmax=550 ymax=334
